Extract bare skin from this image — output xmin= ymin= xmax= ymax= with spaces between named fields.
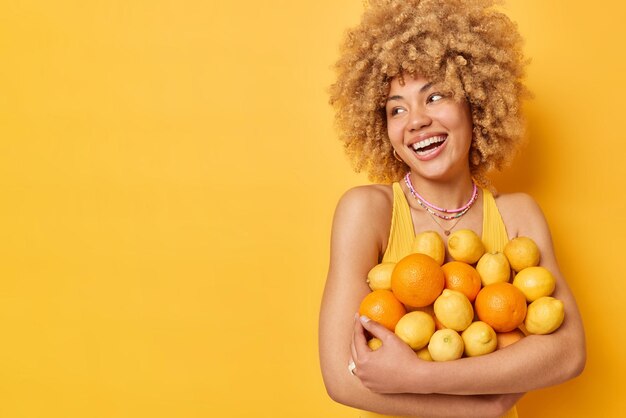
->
xmin=318 ymin=75 xmax=586 ymax=418
xmin=319 ymin=185 xmax=585 ymax=418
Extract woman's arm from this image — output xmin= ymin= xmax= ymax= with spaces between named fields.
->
xmin=319 ymin=187 xmax=520 ymax=418
xmin=350 ymin=193 xmax=586 ymax=396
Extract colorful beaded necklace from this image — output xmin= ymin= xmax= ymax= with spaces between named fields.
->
xmin=404 ymin=172 xmax=478 ymax=221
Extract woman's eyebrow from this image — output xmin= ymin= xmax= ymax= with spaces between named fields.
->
xmin=386 ymin=83 xmax=434 ymax=102
xmin=387 ymin=95 xmax=404 ymax=102
xmin=420 ymin=82 xmax=434 ymax=92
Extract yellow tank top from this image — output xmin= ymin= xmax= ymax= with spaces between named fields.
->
xmin=360 ymin=182 xmax=517 ymax=418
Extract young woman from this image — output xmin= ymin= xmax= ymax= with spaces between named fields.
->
xmin=318 ymin=1 xmax=586 ymax=417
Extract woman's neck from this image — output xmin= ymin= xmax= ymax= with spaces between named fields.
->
xmin=406 ymin=172 xmax=476 ymax=210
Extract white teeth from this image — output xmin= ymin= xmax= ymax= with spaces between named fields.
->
xmin=411 ymin=135 xmax=446 ymax=151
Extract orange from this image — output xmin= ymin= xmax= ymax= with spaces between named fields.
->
xmin=391 ymin=253 xmax=445 ymax=308
xmin=358 ymin=289 xmax=407 ymax=331
xmin=441 ymin=261 xmax=482 ymax=302
xmin=496 ymin=329 xmax=525 ymax=350
xmin=474 ymin=282 xmax=527 ymax=332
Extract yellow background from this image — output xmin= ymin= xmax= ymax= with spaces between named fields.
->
xmin=0 ymin=1 xmax=624 ymax=417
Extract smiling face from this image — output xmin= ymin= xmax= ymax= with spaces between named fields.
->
xmin=385 ymin=74 xmax=474 ymax=182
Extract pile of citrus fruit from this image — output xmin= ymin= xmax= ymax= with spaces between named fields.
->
xmin=360 ymin=230 xmax=565 ymax=361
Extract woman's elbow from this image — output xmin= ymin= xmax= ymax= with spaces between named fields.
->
xmin=324 ymin=379 xmax=346 ymax=404
xmin=321 ymin=370 xmax=353 ymax=407
xmin=567 ymin=346 xmax=586 ymax=379
xmin=570 ymin=327 xmax=587 ymax=376
xmin=322 ymin=371 xmax=367 ymax=412
xmin=557 ymin=333 xmax=586 ymax=383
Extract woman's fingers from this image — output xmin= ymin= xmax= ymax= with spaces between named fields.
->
xmin=358 ymin=314 xmax=395 ymax=340
xmin=354 ymin=314 xmax=396 ymax=356
xmin=353 ymin=314 xmax=370 ymax=360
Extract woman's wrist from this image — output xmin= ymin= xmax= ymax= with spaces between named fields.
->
xmin=405 ymin=355 xmax=437 ymax=394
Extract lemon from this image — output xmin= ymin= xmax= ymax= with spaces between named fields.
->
xmin=416 ymin=347 xmax=433 ymax=361
xmin=504 ymin=237 xmax=541 ymax=272
xmin=433 ymin=289 xmax=474 ymax=331
xmin=525 ymin=296 xmax=565 ymax=335
xmin=476 ymin=252 xmax=511 ymax=286
xmin=461 ymin=321 xmax=497 ymax=357
xmin=394 ymin=311 xmax=436 ymax=350
xmin=368 ymin=337 xmax=383 ymax=351
xmin=447 ymin=229 xmax=485 ymax=264
xmin=513 ymin=266 xmax=556 ymax=302
xmin=412 ymin=305 xmax=445 ymax=329
xmin=366 ymin=262 xmax=396 ymax=291
xmin=428 ymin=329 xmax=464 ymax=361
xmin=412 ymin=231 xmax=445 ymax=265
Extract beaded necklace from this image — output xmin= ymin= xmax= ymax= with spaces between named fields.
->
xmin=404 ymin=172 xmax=478 ymax=215
xmin=404 ymin=172 xmax=478 ymax=235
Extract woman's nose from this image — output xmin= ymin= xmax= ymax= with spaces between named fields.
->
xmin=408 ymin=108 xmax=431 ymax=131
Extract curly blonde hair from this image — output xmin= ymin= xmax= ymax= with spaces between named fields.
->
xmin=329 ymin=0 xmax=529 ymax=185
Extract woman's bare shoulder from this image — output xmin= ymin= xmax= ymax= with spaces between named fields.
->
xmin=332 ymin=184 xmax=394 ymax=250
xmin=493 ymin=191 xmax=547 ymax=237
xmin=493 ymin=191 xmax=538 ymax=210
xmin=335 ymin=184 xmax=393 ymax=217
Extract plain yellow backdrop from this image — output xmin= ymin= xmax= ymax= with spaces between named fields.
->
xmin=0 ymin=1 xmax=624 ymax=417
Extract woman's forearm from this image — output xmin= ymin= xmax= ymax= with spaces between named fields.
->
xmin=325 ymin=372 xmax=522 ymax=418
xmin=406 ymin=331 xmax=584 ymax=395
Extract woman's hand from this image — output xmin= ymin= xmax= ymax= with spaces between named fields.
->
xmin=350 ymin=314 xmax=430 ymax=394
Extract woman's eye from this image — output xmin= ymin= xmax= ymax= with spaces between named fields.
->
xmin=428 ymin=93 xmax=444 ymax=103
xmin=390 ymin=107 xmax=406 ymax=116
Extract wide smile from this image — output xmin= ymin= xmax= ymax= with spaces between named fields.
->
xmin=409 ymin=135 xmax=448 ymax=158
